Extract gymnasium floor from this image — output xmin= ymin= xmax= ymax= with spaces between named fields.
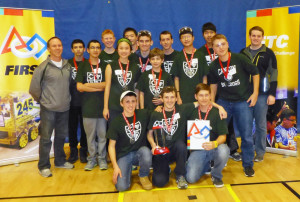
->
xmin=0 ymin=144 xmax=299 ymax=202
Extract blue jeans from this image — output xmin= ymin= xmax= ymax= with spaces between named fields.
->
xmin=115 ymin=146 xmax=152 ymax=191
xmin=253 ymin=94 xmax=268 ymax=156
xmin=217 ymin=99 xmax=254 ymax=168
xmin=38 ymin=106 xmax=69 ymax=170
xmin=186 ymin=144 xmax=229 ymax=183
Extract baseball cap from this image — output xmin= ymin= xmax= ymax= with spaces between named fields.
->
xmin=120 ymin=90 xmax=137 ymax=102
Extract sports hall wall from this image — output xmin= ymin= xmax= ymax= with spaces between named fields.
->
xmin=0 ymin=0 xmax=299 ymax=128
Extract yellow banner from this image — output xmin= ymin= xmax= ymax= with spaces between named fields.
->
xmin=0 ymin=8 xmax=55 ymax=92
xmin=246 ymin=6 xmax=300 ymax=91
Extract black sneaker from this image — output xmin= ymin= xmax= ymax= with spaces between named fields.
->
xmin=68 ymin=148 xmax=78 ymax=164
xmin=176 ymin=176 xmax=188 ymax=189
xmin=244 ymin=166 xmax=255 ymax=177
xmin=229 ymin=152 xmax=242 ymax=161
xmin=211 ymin=177 xmax=224 ymax=188
xmin=79 ymin=147 xmax=88 ymax=163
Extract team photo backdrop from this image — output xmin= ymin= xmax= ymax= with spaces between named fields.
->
xmin=0 ymin=8 xmax=54 ymax=166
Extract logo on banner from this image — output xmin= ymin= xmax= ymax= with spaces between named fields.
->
xmin=0 ymin=26 xmax=47 ymax=60
xmin=125 ymin=121 xmax=142 ymax=141
xmin=183 ymin=58 xmax=198 ymax=78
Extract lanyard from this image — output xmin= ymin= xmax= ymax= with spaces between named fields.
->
xmin=151 ymin=69 xmax=162 ymax=89
xmin=183 ymin=48 xmax=196 ymax=68
xmin=89 ymin=59 xmax=99 ymax=80
xmin=122 ymin=112 xmax=136 ymax=137
xmin=205 ymin=44 xmax=216 ymax=62
xmin=163 ymin=108 xmax=176 ymax=133
xmin=198 ymin=105 xmax=212 ymax=120
xmin=73 ymin=57 xmax=84 ymax=70
xmin=218 ymin=53 xmax=231 ymax=79
xmin=139 ymin=57 xmax=149 ymax=72
xmin=118 ymin=59 xmax=130 ymax=84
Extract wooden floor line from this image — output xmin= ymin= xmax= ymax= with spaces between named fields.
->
xmin=230 ymin=179 xmax=300 ymax=186
xmin=225 ymin=185 xmax=241 ymax=202
xmin=0 ymin=191 xmax=119 ymax=200
xmin=282 ymin=182 xmax=300 ymax=199
xmin=1 ymin=179 xmax=299 ymax=200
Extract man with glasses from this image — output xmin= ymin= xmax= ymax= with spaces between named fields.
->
xmin=75 ymin=40 xmax=107 ymax=171
xmin=171 ymin=26 xmax=208 ymax=104
xmin=275 ymin=109 xmax=297 ymax=150
xmin=209 ymin=34 xmax=259 ymax=177
xmin=159 ymin=31 xmax=178 ymax=75
xmin=240 ymin=26 xmax=278 ymax=162
xmin=100 ymin=29 xmax=118 ymax=65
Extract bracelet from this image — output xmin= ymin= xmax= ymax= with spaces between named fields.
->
xmin=213 ymin=141 xmax=218 ymax=148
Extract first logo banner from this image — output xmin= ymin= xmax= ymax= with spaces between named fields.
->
xmin=0 ymin=8 xmax=54 ymax=92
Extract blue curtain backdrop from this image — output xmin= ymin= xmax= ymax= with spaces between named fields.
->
xmin=0 ymin=0 xmax=297 ymax=58
xmin=0 ymin=0 xmax=299 ymax=130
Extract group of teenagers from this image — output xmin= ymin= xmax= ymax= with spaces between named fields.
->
xmin=29 ymin=22 xmax=278 ymax=191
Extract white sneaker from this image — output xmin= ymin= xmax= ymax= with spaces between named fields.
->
xmin=39 ymin=168 xmax=52 ymax=177
xmin=55 ymin=162 xmax=74 ymax=169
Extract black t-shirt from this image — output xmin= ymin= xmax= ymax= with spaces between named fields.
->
xmin=209 ymin=53 xmax=259 ymax=102
xmin=162 ymin=50 xmax=179 ymax=74
xmin=147 ymin=104 xmax=194 ymax=147
xmin=108 ymin=60 xmax=141 ymax=112
xmin=68 ymin=58 xmax=86 ymax=107
xmin=75 ymin=59 xmax=105 ymax=118
xmin=136 ymin=69 xmax=173 ymax=110
xmin=171 ymin=50 xmax=208 ymax=103
xmin=106 ymin=109 xmax=151 ymax=160
xmin=99 ymin=50 xmax=119 ymax=66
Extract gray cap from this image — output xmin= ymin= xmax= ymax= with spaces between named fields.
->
xmin=120 ymin=90 xmax=137 ymax=102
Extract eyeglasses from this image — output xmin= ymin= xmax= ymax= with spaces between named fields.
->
xmin=89 ymin=46 xmax=101 ymax=50
xmin=179 ymin=26 xmax=193 ymax=34
xmin=138 ymin=30 xmax=151 ymax=37
xmin=287 ymin=118 xmax=296 ymax=122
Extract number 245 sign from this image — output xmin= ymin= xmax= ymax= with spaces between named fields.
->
xmin=14 ymin=98 xmax=34 ymax=117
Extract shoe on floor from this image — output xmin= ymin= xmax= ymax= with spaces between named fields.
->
xmin=139 ymin=176 xmax=152 ymax=190
xmin=79 ymin=147 xmax=88 ymax=163
xmin=211 ymin=177 xmax=224 ymax=188
xmin=99 ymin=159 xmax=108 ymax=170
xmin=254 ymin=155 xmax=263 ymax=162
xmin=176 ymin=175 xmax=188 ymax=189
xmin=244 ymin=166 xmax=255 ymax=177
xmin=68 ymin=148 xmax=78 ymax=164
xmin=229 ymin=152 xmax=242 ymax=161
xmin=39 ymin=168 xmax=52 ymax=177
xmin=55 ymin=162 xmax=74 ymax=169
xmin=84 ymin=161 xmax=97 ymax=171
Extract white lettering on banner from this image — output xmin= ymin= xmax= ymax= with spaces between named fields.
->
xmin=263 ymin=35 xmax=289 ymax=49
xmin=274 ymin=51 xmax=295 ymax=56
